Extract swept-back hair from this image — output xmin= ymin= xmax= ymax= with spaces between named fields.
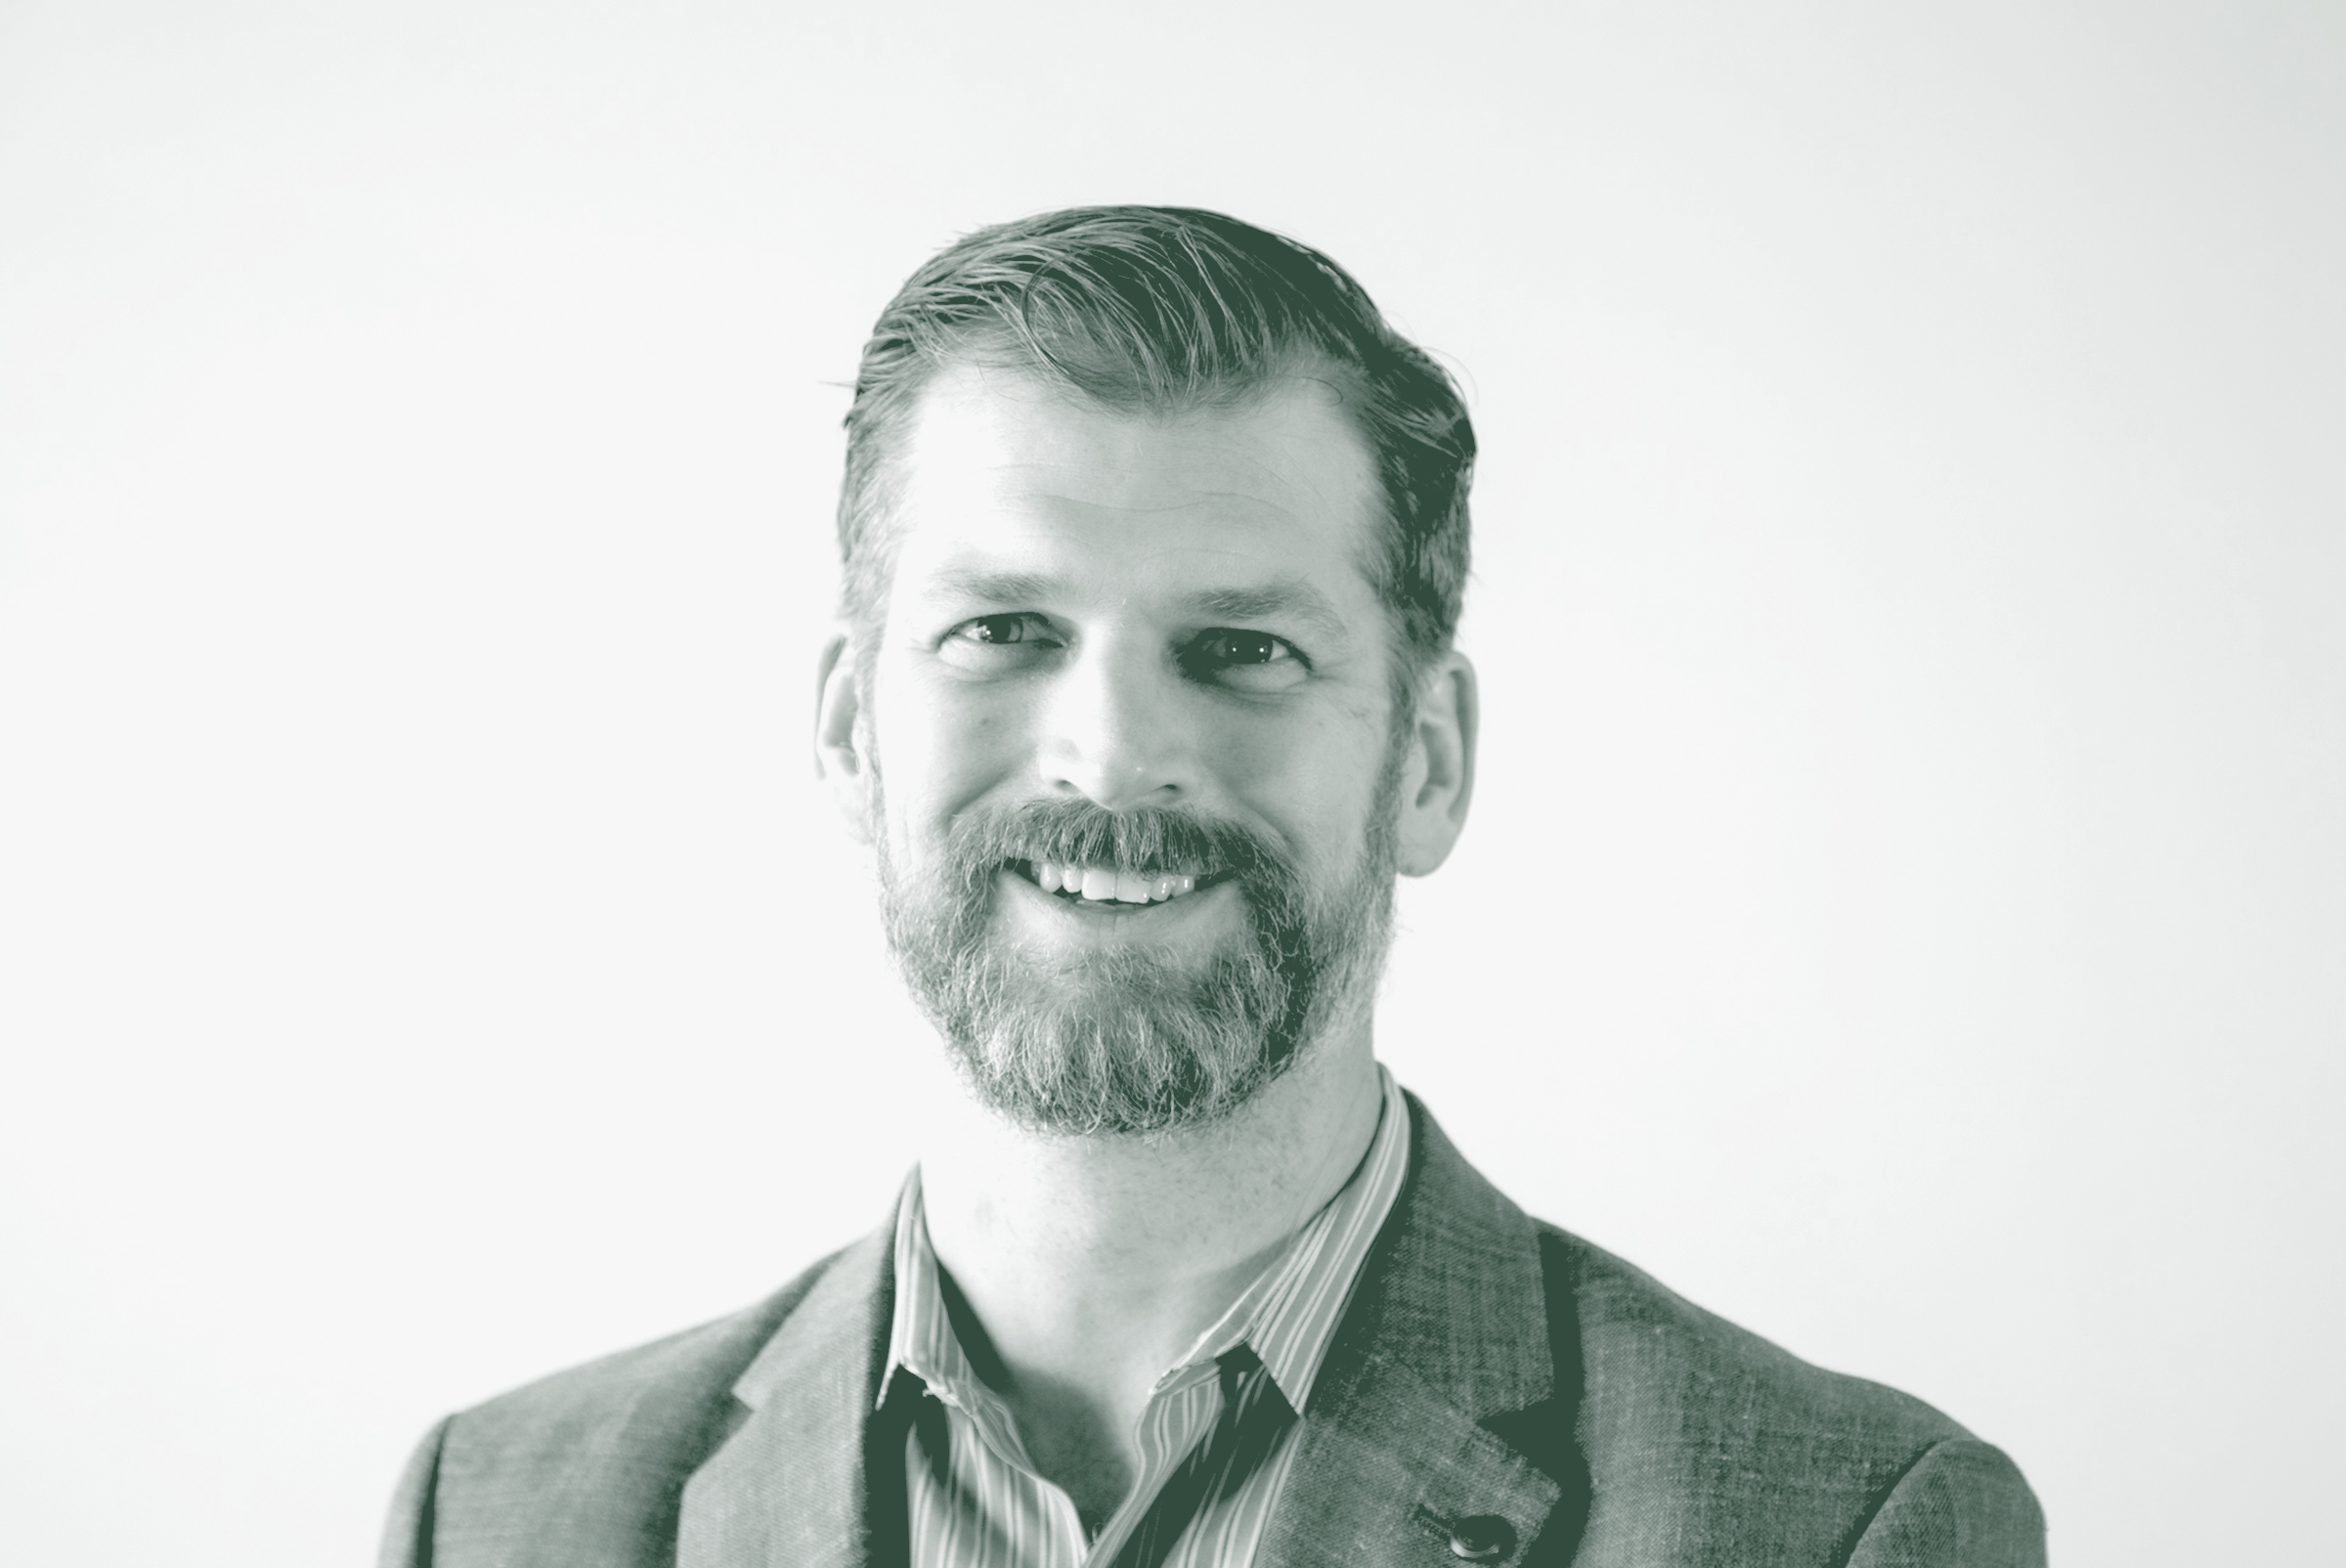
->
xmin=836 ymin=206 xmax=1474 ymax=687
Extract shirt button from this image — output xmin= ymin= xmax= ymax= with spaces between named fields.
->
xmin=1446 ymin=1515 xmax=1517 ymax=1562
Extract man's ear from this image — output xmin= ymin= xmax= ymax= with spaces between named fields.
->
xmin=814 ymin=628 xmax=874 ymax=845
xmin=1394 ymin=650 xmax=1479 ymax=877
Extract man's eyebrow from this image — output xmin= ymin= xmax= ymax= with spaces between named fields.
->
xmin=922 ymin=566 xmax=1064 ymax=604
xmin=1185 ymin=583 xmax=1350 ymax=640
xmin=918 ymin=567 xmax=1353 ymax=640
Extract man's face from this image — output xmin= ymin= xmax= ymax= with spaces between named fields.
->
xmin=834 ymin=365 xmax=1414 ymax=1135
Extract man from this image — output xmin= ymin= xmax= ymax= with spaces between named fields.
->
xmin=380 ymin=207 xmax=2045 ymax=1567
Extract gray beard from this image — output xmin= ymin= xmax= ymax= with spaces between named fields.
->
xmin=874 ymin=772 xmax=1401 ymax=1138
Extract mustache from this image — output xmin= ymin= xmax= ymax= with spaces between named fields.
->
xmin=941 ymin=799 xmax=1291 ymax=885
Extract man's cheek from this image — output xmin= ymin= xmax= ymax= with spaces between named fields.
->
xmin=902 ymin=686 xmax=1026 ymax=785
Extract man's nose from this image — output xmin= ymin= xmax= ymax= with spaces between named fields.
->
xmin=1037 ymin=637 xmax=1200 ymax=811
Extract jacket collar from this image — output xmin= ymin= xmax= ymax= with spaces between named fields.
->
xmin=675 ymin=1091 xmax=1573 ymax=1568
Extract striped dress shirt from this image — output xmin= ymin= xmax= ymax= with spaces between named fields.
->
xmin=883 ymin=1065 xmax=1412 ymax=1568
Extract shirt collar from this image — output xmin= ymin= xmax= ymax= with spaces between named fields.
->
xmin=881 ymin=1064 xmax=1412 ymax=1419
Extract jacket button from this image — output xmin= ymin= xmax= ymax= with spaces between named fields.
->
xmin=1447 ymin=1515 xmax=1517 ymax=1562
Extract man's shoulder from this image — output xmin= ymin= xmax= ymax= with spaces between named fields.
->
xmin=1389 ymin=1107 xmax=2041 ymax=1563
xmin=1403 ymin=1099 xmax=1976 ymax=1457
xmin=1540 ymin=1219 xmax=1970 ymax=1449
xmin=1526 ymin=1220 xmax=2039 ymax=1564
xmin=392 ymin=1237 xmax=876 ymax=1568
xmin=455 ymin=1241 xmax=847 ymax=1440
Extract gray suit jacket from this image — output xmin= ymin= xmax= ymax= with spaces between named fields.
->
xmin=381 ymin=1096 xmax=2044 ymax=1566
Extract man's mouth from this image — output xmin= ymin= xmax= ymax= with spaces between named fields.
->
xmin=1017 ymin=860 xmax=1216 ymax=906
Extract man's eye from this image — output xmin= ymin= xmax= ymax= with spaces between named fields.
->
xmin=937 ymin=613 xmax=1063 ymax=670
xmin=1183 ymin=630 xmax=1307 ymax=689
xmin=948 ymin=614 xmax=1058 ymax=646
xmin=952 ymin=610 xmax=1046 ymax=638
xmin=1204 ymin=632 xmax=1285 ymax=665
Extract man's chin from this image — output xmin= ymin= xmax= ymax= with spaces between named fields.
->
xmin=880 ymin=839 xmax=1396 ymax=1137
xmin=953 ymin=1048 xmax=1296 ymax=1139
xmin=934 ymin=957 xmax=1298 ymax=1137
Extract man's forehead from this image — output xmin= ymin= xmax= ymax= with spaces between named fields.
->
xmin=889 ymin=364 xmax=1383 ymax=596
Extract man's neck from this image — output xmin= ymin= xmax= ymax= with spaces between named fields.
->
xmin=913 ymin=1030 xmax=1383 ymax=1524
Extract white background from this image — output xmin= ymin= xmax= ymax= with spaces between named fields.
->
xmin=3 ymin=2 xmax=2340 ymax=1563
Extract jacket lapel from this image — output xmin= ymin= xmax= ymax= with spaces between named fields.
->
xmin=1259 ymin=1095 xmax=1577 ymax=1567
xmin=676 ymin=1223 xmax=897 ymax=1568
xmin=671 ymin=1098 xmax=1577 ymax=1568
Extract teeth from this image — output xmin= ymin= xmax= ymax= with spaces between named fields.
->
xmin=1030 ymin=862 xmax=1201 ymax=905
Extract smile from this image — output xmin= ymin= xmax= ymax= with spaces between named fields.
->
xmin=1019 ymin=860 xmax=1216 ymax=906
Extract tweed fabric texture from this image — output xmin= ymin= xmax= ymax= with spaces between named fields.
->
xmin=380 ymin=1089 xmax=2045 ymax=1568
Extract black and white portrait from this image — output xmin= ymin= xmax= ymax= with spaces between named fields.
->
xmin=2 ymin=5 xmax=2338 ymax=1565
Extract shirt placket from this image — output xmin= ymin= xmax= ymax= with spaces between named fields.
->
xmin=927 ymin=1372 xmax=1089 ymax=1568
xmin=1081 ymin=1361 xmax=1224 ymax=1565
